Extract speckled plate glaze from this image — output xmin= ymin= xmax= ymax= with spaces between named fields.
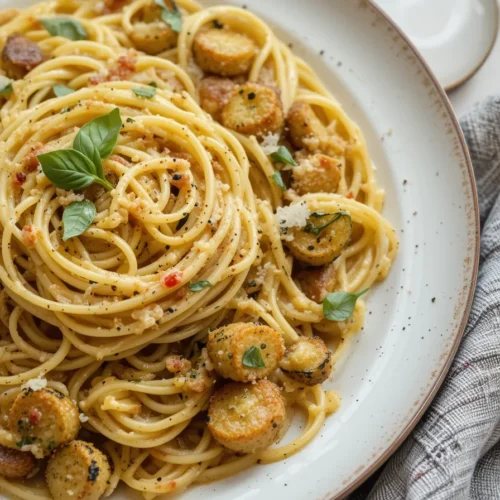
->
xmin=0 ymin=0 xmax=479 ymax=499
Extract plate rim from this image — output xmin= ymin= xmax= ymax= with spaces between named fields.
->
xmin=334 ymin=2 xmax=481 ymax=498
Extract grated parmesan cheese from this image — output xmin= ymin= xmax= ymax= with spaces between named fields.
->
xmin=260 ymin=132 xmax=281 ymax=155
xmin=79 ymin=413 xmax=89 ymax=423
xmin=253 ymin=261 xmax=275 ymax=286
xmin=131 ymin=305 xmax=164 ymax=332
xmin=21 ymin=443 xmax=43 ymax=459
xmin=21 ymin=374 xmax=47 ymax=392
xmin=275 ymin=203 xmax=310 ymax=229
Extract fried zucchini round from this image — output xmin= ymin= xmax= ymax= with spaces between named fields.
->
xmin=286 ymin=101 xmax=327 ymax=150
xmin=1 ymin=33 xmax=46 ymax=80
xmin=8 ymin=388 xmax=80 ymax=457
xmin=208 ymin=380 xmax=286 ymax=453
xmin=287 ymin=211 xmax=352 ymax=266
xmin=295 ymin=262 xmax=336 ymax=303
xmin=0 ymin=444 xmax=36 ymax=479
xmin=292 ymin=154 xmax=341 ymax=195
xmin=199 ymin=76 xmax=236 ymax=121
xmin=207 ymin=323 xmax=285 ymax=382
xmin=131 ymin=22 xmax=177 ymax=54
xmin=193 ymin=28 xmax=257 ymax=76
xmin=46 ymin=440 xmax=111 ymax=500
xmin=130 ymin=4 xmax=177 ymax=54
xmin=280 ymin=336 xmax=333 ymax=385
xmin=221 ymin=82 xmax=284 ymax=136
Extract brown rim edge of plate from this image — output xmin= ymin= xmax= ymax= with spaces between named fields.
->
xmin=445 ymin=0 xmax=499 ymax=91
xmin=334 ymin=2 xmax=481 ymax=499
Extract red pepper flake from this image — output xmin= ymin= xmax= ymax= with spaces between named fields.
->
xmin=23 ymin=143 xmax=45 ymax=172
xmin=169 ymin=481 xmax=177 ymax=488
xmin=162 ymin=271 xmax=183 ymax=288
xmin=346 ymin=192 xmax=354 ymax=199
xmin=29 ymin=408 xmax=42 ymax=426
xmin=14 ymin=172 xmax=26 ymax=186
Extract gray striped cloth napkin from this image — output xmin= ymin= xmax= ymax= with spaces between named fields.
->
xmin=353 ymin=97 xmax=500 ymax=499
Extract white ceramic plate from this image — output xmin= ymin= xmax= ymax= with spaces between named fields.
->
xmin=0 ymin=1 xmax=479 ymax=499
xmin=374 ymin=0 xmax=499 ymax=91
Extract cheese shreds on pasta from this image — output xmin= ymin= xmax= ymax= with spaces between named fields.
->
xmin=275 ymin=203 xmax=311 ymax=228
xmin=21 ymin=376 xmax=48 ymax=392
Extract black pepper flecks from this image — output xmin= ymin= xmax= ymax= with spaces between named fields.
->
xmin=88 ymin=460 xmax=100 ymax=482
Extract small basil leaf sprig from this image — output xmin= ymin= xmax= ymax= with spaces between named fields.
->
xmin=323 ymin=288 xmax=369 ymax=322
xmin=132 ymin=86 xmax=157 ymax=99
xmin=0 ymin=81 xmax=13 ymax=98
xmin=37 ymin=109 xmax=122 ymax=239
xmin=154 ymin=0 xmax=182 ymax=33
xmin=270 ymin=146 xmax=297 ymax=168
xmin=73 ymin=107 xmax=122 ymax=179
xmin=272 ymin=171 xmax=286 ymax=190
xmin=242 ymin=346 xmax=265 ymax=368
xmin=37 ymin=149 xmax=112 ymax=190
xmin=305 ymin=211 xmax=348 ymax=236
xmin=41 ymin=18 xmax=87 ymax=41
xmin=269 ymin=145 xmax=297 ymax=190
xmin=188 ymin=281 xmax=212 ymax=292
xmin=53 ymin=84 xmax=74 ymax=97
xmin=38 ymin=108 xmax=121 ymax=191
xmin=62 ymin=200 xmax=96 ymax=241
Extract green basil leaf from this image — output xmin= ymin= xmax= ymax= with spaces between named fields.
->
xmin=40 ymin=18 xmax=87 ymax=41
xmin=62 ymin=200 xmax=96 ymax=240
xmin=53 ymin=84 xmax=74 ymax=97
xmin=16 ymin=436 xmax=36 ymax=448
xmin=272 ymin=171 xmax=286 ymax=190
xmin=73 ymin=108 xmax=122 ymax=161
xmin=242 ymin=345 xmax=265 ymax=368
xmin=304 ymin=211 xmax=348 ymax=236
xmin=83 ymin=141 xmax=104 ymax=180
xmin=132 ymin=86 xmax=157 ymax=98
xmin=154 ymin=0 xmax=182 ymax=33
xmin=270 ymin=146 xmax=297 ymax=167
xmin=38 ymin=149 xmax=113 ymax=191
xmin=323 ymin=288 xmax=369 ymax=322
xmin=38 ymin=149 xmax=97 ymax=190
xmin=0 ymin=82 xmax=13 ymax=98
xmin=188 ymin=281 xmax=212 ymax=292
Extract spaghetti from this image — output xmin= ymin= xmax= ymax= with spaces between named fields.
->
xmin=0 ymin=1 xmax=398 ymax=498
